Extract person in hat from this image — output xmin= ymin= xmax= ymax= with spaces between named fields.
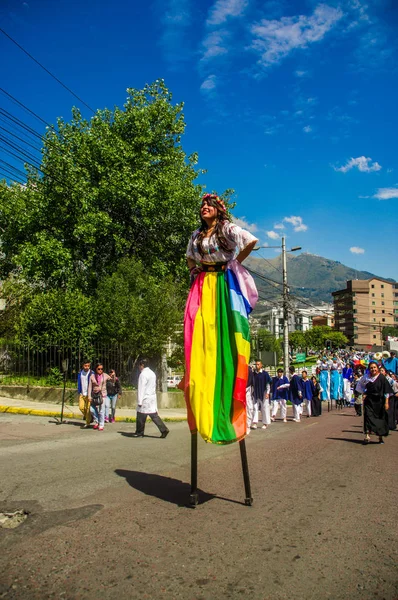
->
xmin=382 ymin=351 xmax=398 ymax=376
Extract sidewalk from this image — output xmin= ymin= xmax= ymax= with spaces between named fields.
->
xmin=0 ymin=395 xmax=187 ymax=422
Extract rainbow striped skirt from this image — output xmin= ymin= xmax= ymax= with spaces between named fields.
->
xmin=184 ymin=260 xmax=258 ymax=444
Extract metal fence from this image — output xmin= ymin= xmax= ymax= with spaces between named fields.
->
xmin=0 ymin=341 xmax=140 ymax=389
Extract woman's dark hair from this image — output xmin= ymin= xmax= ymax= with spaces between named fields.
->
xmin=139 ymin=358 xmax=149 ymax=368
xmin=368 ymin=361 xmax=379 ymax=369
xmin=196 ymin=194 xmax=232 ymax=258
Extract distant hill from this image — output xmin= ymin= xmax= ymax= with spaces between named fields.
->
xmin=245 ymin=252 xmax=395 ymax=305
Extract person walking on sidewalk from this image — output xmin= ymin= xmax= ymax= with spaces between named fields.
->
xmin=78 ymin=360 xmax=94 ymax=429
xmin=89 ymin=364 xmax=110 ymax=431
xmin=132 ymin=359 xmax=169 ymax=438
xmin=105 ymin=369 xmax=122 ymax=423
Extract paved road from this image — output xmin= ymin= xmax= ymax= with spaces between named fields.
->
xmin=0 ymin=410 xmax=397 ymax=599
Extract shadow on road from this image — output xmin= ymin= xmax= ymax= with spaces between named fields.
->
xmin=326 ymin=437 xmax=365 ymax=445
xmin=341 ymin=430 xmax=363 ymax=434
xmin=118 ymin=431 xmax=159 ymax=439
xmin=115 ymin=469 xmax=216 ymax=507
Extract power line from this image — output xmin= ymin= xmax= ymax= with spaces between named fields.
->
xmin=0 ymin=167 xmax=25 ymax=185
xmin=256 ymin=249 xmax=283 ymax=276
xmin=0 ymin=28 xmax=95 ymax=113
xmin=246 ymin=266 xmax=283 ymax=287
xmin=0 ymin=124 xmax=42 ymax=154
xmin=0 ymin=158 xmax=28 ymax=179
xmin=0 ymin=88 xmax=52 ymax=128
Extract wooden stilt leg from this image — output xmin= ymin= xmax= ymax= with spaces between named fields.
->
xmin=239 ymin=439 xmax=253 ymax=506
xmin=189 ymin=432 xmax=199 ymax=507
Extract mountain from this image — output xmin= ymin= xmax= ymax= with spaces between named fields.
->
xmin=245 ymin=252 xmax=395 ymax=306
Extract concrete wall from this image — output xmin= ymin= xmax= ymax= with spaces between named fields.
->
xmin=0 ymin=386 xmax=185 ymax=409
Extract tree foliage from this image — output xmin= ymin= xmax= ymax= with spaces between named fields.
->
xmin=0 ymin=81 xmax=220 ymax=355
xmin=96 ymin=258 xmax=184 ymax=358
xmin=0 ymin=80 xmax=202 ymax=290
xmin=288 ymin=326 xmax=348 ymax=352
xmin=257 ymin=329 xmax=282 ymax=360
xmin=382 ymin=326 xmax=398 ymax=339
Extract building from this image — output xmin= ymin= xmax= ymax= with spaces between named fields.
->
xmin=253 ymin=304 xmax=333 ymax=337
xmin=332 ymin=278 xmax=396 ymax=348
xmin=312 ymin=313 xmax=334 ymax=328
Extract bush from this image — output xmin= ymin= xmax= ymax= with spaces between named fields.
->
xmin=46 ymin=367 xmax=63 ymax=387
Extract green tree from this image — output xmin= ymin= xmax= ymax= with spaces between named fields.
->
xmin=15 ymin=289 xmax=97 ymax=348
xmin=96 ymin=257 xmax=184 ymax=360
xmin=256 ymin=329 xmax=282 ymax=361
xmin=0 ymin=80 xmax=202 ymax=290
xmin=288 ymin=330 xmax=305 ymax=350
xmin=326 ymin=331 xmax=348 ymax=348
xmin=303 ymin=326 xmax=334 ymax=352
xmin=382 ymin=326 xmax=398 ymax=339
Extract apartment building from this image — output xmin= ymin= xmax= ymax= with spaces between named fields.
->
xmin=332 ymin=278 xmax=396 ymax=348
xmin=253 ymin=305 xmax=333 ymax=336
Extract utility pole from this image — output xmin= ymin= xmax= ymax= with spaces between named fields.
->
xmin=282 ymin=236 xmax=290 ymax=375
xmin=253 ymin=238 xmax=302 ymax=376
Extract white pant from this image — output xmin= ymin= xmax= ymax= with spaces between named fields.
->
xmin=293 ymin=403 xmax=303 ymax=421
xmin=253 ymin=398 xmax=271 ymax=426
xmin=271 ymin=399 xmax=287 ymax=419
xmin=246 ymin=387 xmax=255 ymax=429
xmin=304 ymin=398 xmax=312 ymax=417
xmin=343 ymin=379 xmax=352 ymax=403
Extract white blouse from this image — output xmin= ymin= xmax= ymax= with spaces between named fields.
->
xmin=186 ymin=222 xmax=258 ymax=264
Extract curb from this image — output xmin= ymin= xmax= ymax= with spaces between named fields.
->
xmin=0 ymin=406 xmax=187 ymax=423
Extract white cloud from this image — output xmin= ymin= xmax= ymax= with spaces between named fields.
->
xmin=201 ymin=29 xmax=230 ymax=62
xmin=373 ymin=187 xmax=398 ymax=200
xmin=334 ymin=156 xmax=382 ymax=173
xmin=303 ymin=125 xmax=312 ymax=133
xmin=200 ymin=74 xmax=217 ymax=94
xmin=233 ymin=216 xmax=258 ymax=233
xmin=350 ymin=246 xmax=365 ymax=254
xmin=207 ymin=0 xmax=248 ymax=26
xmin=266 ymin=230 xmax=280 ymax=239
xmin=274 ymin=222 xmax=285 ymax=230
xmin=295 ymin=69 xmax=309 ymax=78
xmin=283 ymin=215 xmax=308 ymax=232
xmin=250 ymin=4 xmax=343 ymax=69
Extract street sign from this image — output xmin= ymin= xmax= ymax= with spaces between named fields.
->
xmin=295 ymin=353 xmax=306 ymax=362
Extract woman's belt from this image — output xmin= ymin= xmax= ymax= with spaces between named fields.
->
xmin=201 ymin=263 xmax=227 ymax=272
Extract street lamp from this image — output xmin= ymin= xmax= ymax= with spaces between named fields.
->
xmin=254 ymin=237 xmax=302 ymax=374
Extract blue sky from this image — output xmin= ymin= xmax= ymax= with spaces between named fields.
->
xmin=1 ymin=0 xmax=397 ymax=280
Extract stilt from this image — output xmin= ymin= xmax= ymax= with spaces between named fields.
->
xmin=189 ymin=432 xmax=199 ymax=507
xmin=239 ymin=439 xmax=253 ymax=506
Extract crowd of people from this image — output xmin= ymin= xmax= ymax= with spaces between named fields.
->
xmin=76 ymin=358 xmax=169 ymax=437
xmin=245 ymin=349 xmax=398 ymax=444
xmin=77 ymin=361 xmax=122 ymax=430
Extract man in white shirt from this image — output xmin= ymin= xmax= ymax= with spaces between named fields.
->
xmin=132 ymin=359 xmax=169 ymax=438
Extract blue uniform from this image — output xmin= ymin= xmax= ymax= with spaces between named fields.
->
xmin=289 ymin=374 xmax=303 ymax=405
xmin=253 ymin=370 xmax=271 ymax=401
xmin=271 ymin=376 xmax=289 ymax=400
xmin=301 ymin=378 xmax=315 ymax=399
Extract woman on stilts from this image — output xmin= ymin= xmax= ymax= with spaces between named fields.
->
xmin=357 ymin=361 xmax=392 ymax=445
xmin=184 ymin=193 xmax=258 ymax=445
